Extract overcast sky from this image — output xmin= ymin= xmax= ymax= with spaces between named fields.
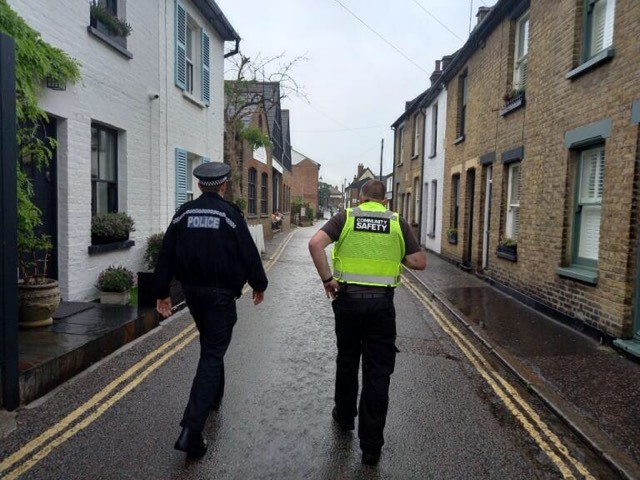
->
xmin=216 ymin=0 xmax=497 ymax=189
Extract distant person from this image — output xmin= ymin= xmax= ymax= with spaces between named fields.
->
xmin=155 ymin=161 xmax=268 ymax=459
xmin=308 ymin=179 xmax=426 ymax=466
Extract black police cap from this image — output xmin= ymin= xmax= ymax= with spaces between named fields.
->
xmin=193 ymin=162 xmax=231 ymax=186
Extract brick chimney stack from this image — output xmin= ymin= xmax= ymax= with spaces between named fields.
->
xmin=476 ymin=6 xmax=490 ymax=25
xmin=357 ymin=163 xmax=364 ymax=178
xmin=430 ymin=59 xmax=442 ymax=85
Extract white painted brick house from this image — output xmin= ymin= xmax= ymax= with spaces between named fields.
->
xmin=8 ymin=0 xmax=239 ymax=301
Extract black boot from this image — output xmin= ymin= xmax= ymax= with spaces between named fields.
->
xmin=174 ymin=427 xmax=208 ymax=458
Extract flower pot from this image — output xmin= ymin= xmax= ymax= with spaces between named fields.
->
xmin=497 ymin=244 xmax=518 ymax=261
xmin=91 ymin=233 xmax=129 ymax=245
xmin=18 ymin=279 xmax=61 ymax=328
xmin=100 ymin=290 xmax=131 ymax=305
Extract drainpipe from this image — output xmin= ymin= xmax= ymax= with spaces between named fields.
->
xmin=224 ymin=39 xmax=240 ymax=58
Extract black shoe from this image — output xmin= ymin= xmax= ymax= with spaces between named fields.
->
xmin=332 ymin=406 xmax=354 ymax=432
xmin=362 ymin=451 xmax=381 ymax=466
xmin=174 ymin=427 xmax=208 ymax=458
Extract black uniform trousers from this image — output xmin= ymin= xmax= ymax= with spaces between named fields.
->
xmin=181 ymin=285 xmax=237 ymax=433
xmin=331 ymin=288 xmax=396 ymax=454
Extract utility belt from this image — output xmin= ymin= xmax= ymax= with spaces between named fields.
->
xmin=182 ymin=284 xmax=238 ymax=299
xmin=336 ymin=283 xmax=394 ymax=299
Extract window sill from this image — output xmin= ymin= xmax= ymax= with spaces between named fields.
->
xmin=453 ymin=135 xmax=465 ymax=145
xmin=556 ymin=266 xmax=598 ymax=285
xmin=87 ymin=26 xmax=133 ymax=59
xmin=88 ymin=239 xmax=135 ymax=255
xmin=182 ymin=91 xmax=207 ymax=109
xmin=566 ymin=48 xmax=615 ymax=80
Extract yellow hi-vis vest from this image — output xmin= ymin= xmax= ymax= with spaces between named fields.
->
xmin=332 ymin=202 xmax=405 ymax=287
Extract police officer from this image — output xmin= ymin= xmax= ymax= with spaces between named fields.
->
xmin=308 ymin=179 xmax=426 ymax=466
xmin=155 ymin=161 xmax=268 ymax=459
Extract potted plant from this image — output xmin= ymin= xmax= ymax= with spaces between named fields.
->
xmin=137 ymin=232 xmax=164 ymax=308
xmin=97 ymin=265 xmax=135 ymax=304
xmin=497 ymin=237 xmax=518 ymax=261
xmin=91 ymin=212 xmax=135 ymax=245
xmin=447 ymin=228 xmax=458 ymax=245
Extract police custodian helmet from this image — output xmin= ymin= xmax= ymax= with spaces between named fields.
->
xmin=193 ymin=162 xmax=231 ymax=187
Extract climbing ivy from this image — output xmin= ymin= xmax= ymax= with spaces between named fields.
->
xmin=0 ymin=0 xmax=81 ymax=282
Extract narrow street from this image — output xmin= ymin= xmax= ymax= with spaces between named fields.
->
xmin=0 ymin=225 xmax=620 ymax=479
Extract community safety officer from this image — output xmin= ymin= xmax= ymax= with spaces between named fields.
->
xmin=155 ymin=161 xmax=268 ymax=459
xmin=308 ymin=179 xmax=426 ymax=466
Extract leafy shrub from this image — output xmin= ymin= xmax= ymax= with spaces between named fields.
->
xmin=91 ymin=212 xmax=135 ymax=239
xmin=97 ymin=265 xmax=135 ymax=292
xmin=144 ymin=233 xmax=164 ymax=271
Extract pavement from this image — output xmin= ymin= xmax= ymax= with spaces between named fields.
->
xmin=406 ymin=251 xmax=640 ymax=480
xmin=3 ymin=224 xmax=640 ymax=478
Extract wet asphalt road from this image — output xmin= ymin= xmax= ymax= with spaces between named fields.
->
xmin=0 ymin=225 xmax=613 ymax=479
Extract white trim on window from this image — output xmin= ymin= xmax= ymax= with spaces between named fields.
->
xmin=505 ymin=163 xmax=520 ymax=240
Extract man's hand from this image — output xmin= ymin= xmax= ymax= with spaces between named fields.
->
xmin=323 ymin=279 xmax=339 ymax=299
xmin=252 ymin=290 xmax=264 ymax=305
xmin=156 ymin=297 xmax=172 ymax=318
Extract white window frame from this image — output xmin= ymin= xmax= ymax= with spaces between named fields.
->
xmin=398 ymin=125 xmax=405 ymax=164
xmin=431 ymin=180 xmax=438 ymax=236
xmin=505 ymin=163 xmax=521 ymax=240
xmin=574 ymin=146 xmax=604 ymax=266
xmin=430 ymin=103 xmax=438 ymax=157
xmin=412 ymin=114 xmax=420 ymax=157
xmin=413 ymin=177 xmax=420 ymax=224
xmin=513 ymin=12 xmax=529 ymax=91
xmin=586 ymin=0 xmax=616 ymax=59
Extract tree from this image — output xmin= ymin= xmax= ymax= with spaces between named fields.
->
xmin=0 ymin=1 xmax=81 ymax=282
xmin=318 ymin=181 xmax=332 ymax=209
xmin=224 ymin=52 xmax=307 ymax=205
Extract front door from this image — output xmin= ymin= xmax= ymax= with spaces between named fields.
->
xmin=482 ymin=165 xmax=493 ymax=269
xmin=21 ymin=118 xmax=58 ymax=279
xmin=463 ymin=169 xmax=476 ymax=268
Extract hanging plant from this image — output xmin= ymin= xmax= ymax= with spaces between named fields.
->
xmin=0 ymin=0 xmax=81 ymax=283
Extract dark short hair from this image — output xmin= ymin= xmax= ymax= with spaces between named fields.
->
xmin=360 ymin=180 xmax=386 ymax=201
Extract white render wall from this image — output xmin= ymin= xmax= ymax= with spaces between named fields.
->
xmin=420 ymin=87 xmax=447 ymax=253
xmin=9 ymin=0 xmax=227 ymax=300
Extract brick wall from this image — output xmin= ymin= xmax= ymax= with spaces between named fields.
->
xmin=291 ymin=158 xmax=319 ymax=211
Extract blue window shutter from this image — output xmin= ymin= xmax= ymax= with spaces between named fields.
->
xmin=201 ymin=29 xmax=210 ymax=106
xmin=175 ymin=148 xmax=188 ymax=209
xmin=202 ymin=156 xmax=210 ymax=164
xmin=175 ymin=1 xmax=186 ymax=90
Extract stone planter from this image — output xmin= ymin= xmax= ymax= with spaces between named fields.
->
xmin=18 ymin=279 xmax=61 ymax=328
xmin=100 ymin=290 xmax=131 ymax=305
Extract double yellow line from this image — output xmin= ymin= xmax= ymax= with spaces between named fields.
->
xmin=0 ymin=230 xmax=295 ymax=479
xmin=402 ymin=278 xmax=595 ymax=480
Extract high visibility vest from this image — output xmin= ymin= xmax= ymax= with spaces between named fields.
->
xmin=332 ymin=202 xmax=405 ymax=287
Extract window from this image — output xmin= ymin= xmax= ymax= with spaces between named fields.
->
xmin=452 ymin=174 xmax=460 ymax=229
xmin=513 ymin=12 xmax=529 ymax=91
xmin=406 ymin=193 xmax=411 ymax=222
xmin=430 ymin=103 xmax=438 ymax=157
xmin=431 ymin=180 xmax=438 ymax=236
xmin=397 ymin=126 xmax=405 ymax=164
xmin=412 ymin=114 xmax=420 ymax=157
xmin=413 ymin=177 xmax=420 ymax=224
xmin=585 ymin=0 xmax=616 ymax=60
xmin=175 ymin=1 xmax=210 ymax=105
xmin=574 ymin=146 xmax=604 ymax=266
xmin=248 ymin=168 xmax=257 ymax=215
xmin=261 ymin=173 xmax=268 ymax=214
xmin=104 ymin=0 xmax=117 ymax=16
xmin=505 ymin=163 xmax=521 ymax=239
xmin=91 ymin=124 xmax=118 ymax=215
xmin=175 ymin=150 xmax=208 ymax=209
xmin=457 ymin=72 xmax=468 ymax=140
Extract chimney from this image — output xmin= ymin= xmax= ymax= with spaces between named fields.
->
xmin=430 ymin=59 xmax=442 ymax=85
xmin=441 ymin=54 xmax=454 ymax=71
xmin=476 ymin=6 xmax=490 ymax=25
xmin=357 ymin=163 xmax=364 ymax=178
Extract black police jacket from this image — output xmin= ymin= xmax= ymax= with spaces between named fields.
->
xmin=154 ymin=192 xmax=268 ymax=299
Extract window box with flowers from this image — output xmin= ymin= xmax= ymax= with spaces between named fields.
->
xmin=447 ymin=228 xmax=458 ymax=245
xmin=500 ymin=89 xmax=526 ymax=116
xmin=89 ymin=212 xmax=135 ymax=254
xmin=496 ymin=237 xmax=518 ymax=261
xmin=88 ymin=0 xmax=133 ymax=57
